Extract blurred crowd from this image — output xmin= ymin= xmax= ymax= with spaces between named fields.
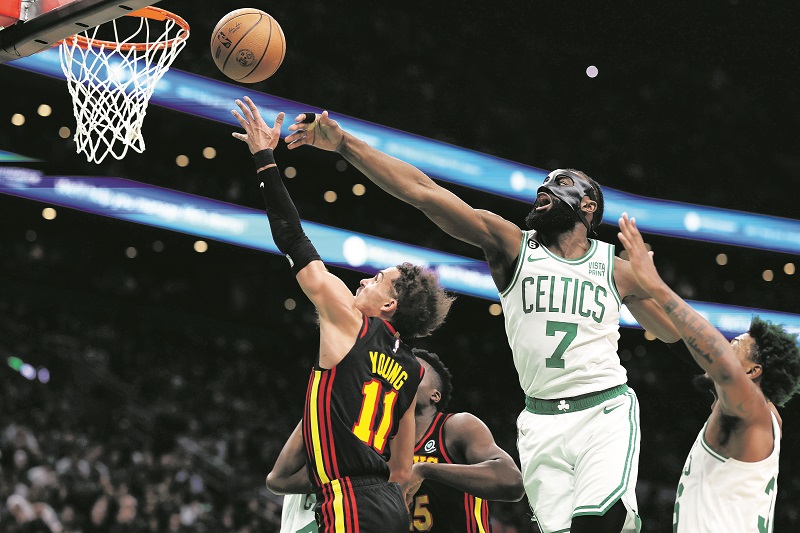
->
xmin=1 ymin=257 xmax=797 ymax=532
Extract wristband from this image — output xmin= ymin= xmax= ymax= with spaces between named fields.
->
xmin=253 ymin=148 xmax=275 ymax=170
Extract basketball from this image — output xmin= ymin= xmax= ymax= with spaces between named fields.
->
xmin=210 ymin=8 xmax=286 ymax=83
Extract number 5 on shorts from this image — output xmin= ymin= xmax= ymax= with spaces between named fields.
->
xmin=545 ymin=321 xmax=578 ymax=368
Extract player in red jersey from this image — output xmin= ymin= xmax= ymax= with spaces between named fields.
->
xmin=408 ymin=349 xmax=524 ymax=532
xmin=232 ymin=97 xmax=453 ymax=532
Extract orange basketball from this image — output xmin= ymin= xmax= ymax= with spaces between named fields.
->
xmin=210 ymin=8 xmax=286 ymax=83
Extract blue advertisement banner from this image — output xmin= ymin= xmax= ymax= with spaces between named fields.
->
xmin=7 ymin=49 xmax=800 ymax=255
xmin=2 ymin=167 xmax=797 ymax=339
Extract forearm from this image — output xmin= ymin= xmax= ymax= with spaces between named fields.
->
xmin=338 ymin=132 xmax=437 ymax=209
xmin=624 ymin=296 xmax=681 ymax=343
xmin=416 ymin=459 xmax=523 ymax=501
xmin=254 ymin=149 xmax=320 ymax=274
xmin=649 ymin=285 xmax=739 ymax=380
xmin=266 ymin=467 xmax=314 ymax=495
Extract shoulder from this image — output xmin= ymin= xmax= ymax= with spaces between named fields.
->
xmin=475 ymin=210 xmax=524 ymax=250
xmin=442 ymin=412 xmax=493 ymax=439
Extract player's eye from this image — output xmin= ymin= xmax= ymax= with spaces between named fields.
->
xmin=558 ymin=176 xmax=573 ymax=186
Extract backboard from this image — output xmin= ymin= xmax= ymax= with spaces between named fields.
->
xmin=0 ymin=0 xmax=160 ymax=63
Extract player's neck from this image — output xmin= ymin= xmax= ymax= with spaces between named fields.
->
xmin=538 ymin=226 xmax=591 ymax=259
xmin=414 ymin=409 xmax=438 ymax=444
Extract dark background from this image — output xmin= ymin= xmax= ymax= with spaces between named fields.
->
xmin=1 ymin=1 xmax=798 ymax=531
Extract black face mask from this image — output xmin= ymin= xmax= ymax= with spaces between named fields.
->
xmin=533 ymin=169 xmax=597 ymax=232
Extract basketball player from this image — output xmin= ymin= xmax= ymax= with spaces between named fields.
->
xmin=267 ymin=349 xmax=524 ymax=533
xmin=269 ymin=423 xmax=318 ymax=533
xmin=232 ymin=97 xmax=453 ymax=532
xmin=617 ymin=213 xmax=800 ymax=533
xmin=285 ymin=112 xmax=683 ymax=533
xmin=408 ymin=348 xmax=524 ymax=532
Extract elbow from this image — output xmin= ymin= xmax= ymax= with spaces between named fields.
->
xmin=508 ymin=473 xmax=526 ymax=502
xmin=498 ymin=470 xmax=525 ymax=502
xmin=265 ymin=471 xmax=286 ymax=495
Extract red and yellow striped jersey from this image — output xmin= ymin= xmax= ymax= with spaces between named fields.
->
xmin=410 ymin=413 xmax=492 ymax=533
xmin=303 ymin=315 xmax=423 ymax=487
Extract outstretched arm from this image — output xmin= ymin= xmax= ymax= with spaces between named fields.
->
xmin=406 ymin=413 xmax=524 ymax=502
xmin=233 ymin=99 xmax=363 ymax=365
xmin=285 ymin=112 xmax=522 ymax=285
xmin=266 ymin=421 xmax=314 ymax=495
xmin=617 ymin=214 xmax=769 ymax=422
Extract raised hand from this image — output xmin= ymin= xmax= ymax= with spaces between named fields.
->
xmin=286 ymin=110 xmax=344 ymax=152
xmin=232 ymin=96 xmax=284 ymax=154
xmin=617 ymin=213 xmax=668 ymax=299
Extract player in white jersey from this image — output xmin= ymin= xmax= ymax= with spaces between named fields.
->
xmin=286 ymin=113 xmax=684 ymax=533
xmin=281 ymin=493 xmax=318 ymax=533
xmin=618 ymin=213 xmax=800 ymax=533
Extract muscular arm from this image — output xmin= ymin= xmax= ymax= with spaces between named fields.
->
xmin=266 ymin=421 xmax=315 ymax=495
xmin=286 ymin=113 xmax=522 ymax=289
xmin=412 ymin=413 xmax=524 ymax=502
xmin=233 ymin=98 xmax=363 ymax=367
xmin=388 ymin=397 xmax=417 ymax=488
xmin=615 ymin=257 xmax=681 ymax=343
xmin=617 ymin=215 xmax=769 ymax=422
xmin=339 ymin=133 xmax=520 ymax=255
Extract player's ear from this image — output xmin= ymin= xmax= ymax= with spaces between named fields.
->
xmin=431 ymin=389 xmax=441 ymax=405
xmin=382 ymin=298 xmax=398 ymax=314
xmin=746 ymin=364 xmax=763 ymax=380
xmin=581 ymin=197 xmax=597 ymax=214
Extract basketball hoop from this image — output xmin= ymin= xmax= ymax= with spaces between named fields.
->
xmin=58 ymin=6 xmax=189 ymax=164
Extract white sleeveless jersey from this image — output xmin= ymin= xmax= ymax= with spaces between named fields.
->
xmin=499 ymin=231 xmax=623 ymax=399
xmin=673 ymin=412 xmax=780 ymax=533
xmin=280 ymin=493 xmax=318 ymax=533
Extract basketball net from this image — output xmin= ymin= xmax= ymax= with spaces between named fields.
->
xmin=58 ymin=7 xmax=189 ymax=164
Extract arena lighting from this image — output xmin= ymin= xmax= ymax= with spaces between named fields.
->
xmin=0 ymin=149 xmax=39 ymax=162
xmin=6 ymin=356 xmax=50 ymax=383
xmin=1 ymin=167 xmax=799 ymax=339
xmin=8 ymin=48 xmax=800 ymax=255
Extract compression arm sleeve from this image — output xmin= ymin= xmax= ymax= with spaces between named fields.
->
xmin=254 ymin=149 xmax=321 ymax=274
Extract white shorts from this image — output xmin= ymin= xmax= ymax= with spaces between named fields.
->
xmin=517 ymin=385 xmax=641 ymax=533
xmin=280 ymin=493 xmax=318 ymax=533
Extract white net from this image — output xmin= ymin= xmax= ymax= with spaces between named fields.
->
xmin=59 ymin=10 xmax=188 ymax=164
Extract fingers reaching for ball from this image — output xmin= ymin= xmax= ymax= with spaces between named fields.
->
xmin=286 ymin=111 xmax=344 ymax=152
xmin=231 ymin=97 xmax=284 ymax=154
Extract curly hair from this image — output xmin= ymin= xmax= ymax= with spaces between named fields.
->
xmin=567 ymin=168 xmax=605 ymax=231
xmin=748 ymin=316 xmax=800 ymax=407
xmin=412 ymin=348 xmax=453 ymax=412
xmin=389 ymin=263 xmax=455 ymax=339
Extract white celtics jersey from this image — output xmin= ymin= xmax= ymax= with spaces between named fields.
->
xmin=499 ymin=231 xmax=623 ymax=399
xmin=673 ymin=412 xmax=780 ymax=533
xmin=280 ymin=493 xmax=318 ymax=533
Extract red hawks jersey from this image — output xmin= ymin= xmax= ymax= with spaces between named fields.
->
xmin=303 ymin=315 xmax=423 ymax=487
xmin=410 ymin=412 xmax=492 ymax=532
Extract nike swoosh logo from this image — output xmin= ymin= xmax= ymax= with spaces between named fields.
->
xmin=527 ymin=256 xmax=546 ymax=263
xmin=603 ymin=403 xmax=623 ymax=414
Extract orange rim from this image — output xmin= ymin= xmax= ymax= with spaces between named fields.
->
xmin=62 ymin=6 xmax=189 ymax=51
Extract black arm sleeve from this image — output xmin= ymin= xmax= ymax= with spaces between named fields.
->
xmin=254 ymin=149 xmax=321 ymax=275
xmin=666 ymin=340 xmax=701 ymax=370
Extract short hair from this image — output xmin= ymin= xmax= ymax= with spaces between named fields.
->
xmin=567 ymin=168 xmax=605 ymax=231
xmin=748 ymin=316 xmax=800 ymax=407
xmin=412 ymin=348 xmax=453 ymax=412
xmin=390 ymin=263 xmax=455 ymax=339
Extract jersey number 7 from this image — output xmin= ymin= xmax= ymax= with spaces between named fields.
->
xmin=545 ymin=320 xmax=578 ymax=369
